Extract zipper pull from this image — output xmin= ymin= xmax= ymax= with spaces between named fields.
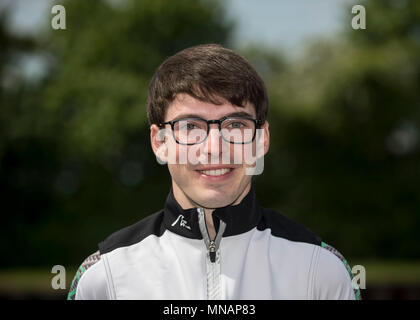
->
xmin=209 ymin=240 xmax=216 ymax=263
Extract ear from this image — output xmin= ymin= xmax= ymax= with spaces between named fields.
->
xmin=262 ymin=121 xmax=270 ymax=156
xmin=150 ymin=124 xmax=169 ymax=164
xmin=245 ymin=121 xmax=269 ymax=176
xmin=255 ymin=121 xmax=270 ymax=158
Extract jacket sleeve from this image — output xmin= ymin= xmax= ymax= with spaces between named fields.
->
xmin=67 ymin=251 xmax=109 ymax=300
xmin=313 ymin=243 xmax=362 ymax=300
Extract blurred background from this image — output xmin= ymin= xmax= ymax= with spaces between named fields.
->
xmin=0 ymin=0 xmax=419 ymax=300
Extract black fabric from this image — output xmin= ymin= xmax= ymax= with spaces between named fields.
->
xmin=163 ymin=185 xmax=261 ymax=239
xmin=98 ymin=211 xmax=166 ymax=254
xmin=212 ymin=185 xmax=261 ymax=237
xmin=257 ymin=208 xmax=322 ymax=246
xmin=98 ymin=185 xmax=322 ymax=255
xmin=162 ymin=190 xmax=202 ymax=239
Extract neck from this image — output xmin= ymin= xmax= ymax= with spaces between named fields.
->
xmin=171 ymin=182 xmax=252 ymax=240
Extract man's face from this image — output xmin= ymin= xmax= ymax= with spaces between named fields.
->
xmin=151 ymin=93 xmax=269 ymax=209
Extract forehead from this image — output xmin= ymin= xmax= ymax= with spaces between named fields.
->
xmin=165 ymin=93 xmax=256 ymax=121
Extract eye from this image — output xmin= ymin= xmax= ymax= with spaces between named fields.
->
xmin=230 ymin=122 xmax=245 ymax=129
xmin=186 ymin=123 xmax=197 ymax=130
xmin=177 ymin=120 xmax=204 ymax=131
xmin=224 ymin=120 xmax=247 ymax=130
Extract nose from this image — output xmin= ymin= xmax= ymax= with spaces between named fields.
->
xmin=203 ymin=125 xmax=223 ymax=158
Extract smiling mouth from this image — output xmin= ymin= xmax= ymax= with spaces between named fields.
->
xmin=197 ymin=168 xmax=233 ymax=177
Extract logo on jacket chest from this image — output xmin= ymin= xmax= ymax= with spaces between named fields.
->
xmin=171 ymin=214 xmax=191 ymax=230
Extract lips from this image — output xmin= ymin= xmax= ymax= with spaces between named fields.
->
xmin=199 ymin=168 xmax=232 ymax=176
xmin=194 ymin=166 xmax=235 ymax=178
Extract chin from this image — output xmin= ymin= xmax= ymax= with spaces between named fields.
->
xmin=191 ymin=187 xmax=238 ymax=209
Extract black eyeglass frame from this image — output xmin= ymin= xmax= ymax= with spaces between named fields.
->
xmin=159 ymin=116 xmax=265 ymax=145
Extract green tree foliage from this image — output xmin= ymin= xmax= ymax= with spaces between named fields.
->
xmin=255 ymin=0 xmax=420 ymax=259
xmin=0 ymin=0 xmax=232 ymax=267
xmin=1 ymin=0 xmax=419 ymax=268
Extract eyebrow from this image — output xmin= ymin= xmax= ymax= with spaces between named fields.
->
xmin=169 ymin=111 xmax=255 ymax=122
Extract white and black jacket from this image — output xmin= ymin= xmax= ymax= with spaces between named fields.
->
xmin=68 ymin=187 xmax=361 ymax=300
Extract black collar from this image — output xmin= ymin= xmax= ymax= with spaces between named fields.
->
xmin=163 ymin=186 xmax=262 ymax=239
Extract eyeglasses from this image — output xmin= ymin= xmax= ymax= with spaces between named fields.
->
xmin=159 ymin=116 xmax=264 ymax=145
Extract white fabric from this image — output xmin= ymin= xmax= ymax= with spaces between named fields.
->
xmin=75 ymin=227 xmax=355 ymax=300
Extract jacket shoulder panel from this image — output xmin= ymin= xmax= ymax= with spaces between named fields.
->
xmin=318 ymin=242 xmax=362 ymax=300
xmin=98 ymin=210 xmax=165 ymax=254
xmin=67 ymin=250 xmax=101 ymax=300
xmin=311 ymin=244 xmax=356 ymax=299
xmin=257 ymin=208 xmax=322 ymax=246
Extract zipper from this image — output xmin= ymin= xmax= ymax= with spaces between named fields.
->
xmin=197 ymin=208 xmax=226 ymax=300
xmin=209 ymin=241 xmax=216 ymax=263
xmin=197 ymin=208 xmax=226 ymax=263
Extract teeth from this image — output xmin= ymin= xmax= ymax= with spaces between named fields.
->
xmin=200 ymin=168 xmax=231 ymax=176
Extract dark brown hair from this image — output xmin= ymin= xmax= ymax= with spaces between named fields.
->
xmin=147 ymin=44 xmax=268 ymax=125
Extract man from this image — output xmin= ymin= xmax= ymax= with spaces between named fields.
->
xmin=68 ymin=44 xmax=361 ymax=300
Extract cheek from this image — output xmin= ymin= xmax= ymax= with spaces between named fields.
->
xmin=231 ymin=144 xmax=244 ymax=165
xmin=216 ymin=142 xmax=243 ymax=165
xmin=166 ymin=140 xmax=189 ymax=165
xmin=168 ymin=164 xmax=190 ymax=183
xmin=225 ymin=143 xmax=258 ymax=166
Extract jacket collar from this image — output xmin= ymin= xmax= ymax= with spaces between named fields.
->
xmin=163 ymin=185 xmax=262 ymax=239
